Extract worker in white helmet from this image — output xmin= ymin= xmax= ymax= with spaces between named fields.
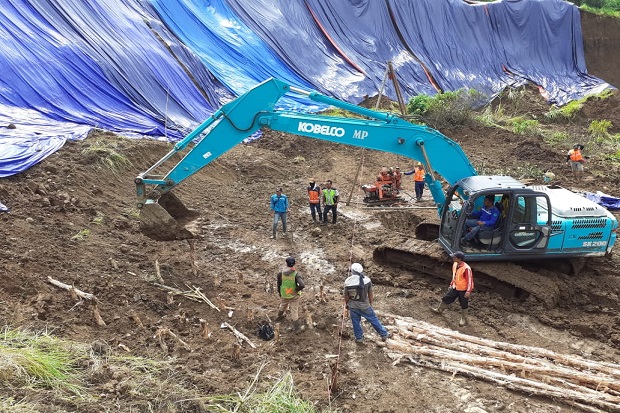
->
xmin=343 ymin=263 xmax=390 ymax=344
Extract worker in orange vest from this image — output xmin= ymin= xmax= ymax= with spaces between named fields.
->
xmin=566 ymin=144 xmax=585 ymax=181
xmin=307 ymin=178 xmax=322 ymax=223
xmin=430 ymin=251 xmax=474 ymax=326
xmin=404 ymin=162 xmax=425 ymax=202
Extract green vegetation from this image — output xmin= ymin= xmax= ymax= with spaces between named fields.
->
xmin=589 ymin=119 xmax=613 ymax=140
xmin=204 ymin=371 xmax=335 ymax=413
xmin=509 ymin=118 xmax=540 ymax=136
xmin=574 ymin=1 xmax=620 ymax=16
xmin=70 ymin=229 xmax=90 ymax=241
xmin=92 ymin=212 xmax=105 ymax=225
xmin=0 ymin=329 xmax=332 ymax=412
xmin=545 ymin=99 xmax=584 ymax=122
xmin=0 ymin=327 xmax=83 ymax=394
xmin=406 ymin=89 xmax=487 ymax=128
xmin=81 ymin=138 xmax=132 ymax=171
xmin=543 ymin=131 xmax=571 ymax=146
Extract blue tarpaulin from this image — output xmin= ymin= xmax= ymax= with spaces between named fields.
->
xmin=486 ymin=0 xmax=609 ymax=105
xmin=585 ymin=191 xmax=620 ymax=210
xmin=387 ymin=0 xmax=520 ymax=99
xmin=223 ymin=0 xmax=376 ymax=102
xmin=148 ymin=0 xmax=327 ymax=111
xmin=302 ymin=0 xmax=438 ymax=99
xmin=0 ymin=0 xmax=613 ymax=177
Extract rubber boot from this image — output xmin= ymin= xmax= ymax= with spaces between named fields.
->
xmin=275 ymin=311 xmax=285 ymax=321
xmin=430 ymin=302 xmax=448 ymax=314
xmin=459 ymin=308 xmax=469 ymax=326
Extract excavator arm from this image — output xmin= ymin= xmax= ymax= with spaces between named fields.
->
xmin=135 ymin=78 xmax=477 ymax=240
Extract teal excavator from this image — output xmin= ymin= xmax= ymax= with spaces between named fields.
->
xmin=135 ymin=78 xmax=617 ymax=304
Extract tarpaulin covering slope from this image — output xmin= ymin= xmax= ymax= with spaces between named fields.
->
xmin=0 ymin=0 xmax=226 ymax=177
xmin=486 ymin=0 xmax=610 ymax=105
xmin=302 ymin=0 xmax=438 ymax=100
xmin=223 ymin=0 xmax=377 ymax=103
xmin=387 ymin=0 xmax=521 ymax=99
xmin=148 ymin=0 xmax=327 ymax=111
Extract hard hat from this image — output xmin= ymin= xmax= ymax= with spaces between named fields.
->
xmin=285 ymin=257 xmax=296 ymax=267
xmin=351 ymin=263 xmax=363 ymax=273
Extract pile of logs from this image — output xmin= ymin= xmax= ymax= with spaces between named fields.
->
xmin=379 ymin=312 xmax=620 ymax=413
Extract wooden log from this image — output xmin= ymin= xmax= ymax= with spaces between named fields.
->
xmin=382 ymin=311 xmax=620 ymax=379
xmin=199 ymin=319 xmax=211 ymax=340
xmin=187 ymin=239 xmax=199 ymax=277
xmin=395 ymin=324 xmax=620 ymax=393
xmin=232 ymin=342 xmax=241 ymax=361
xmin=274 ymin=323 xmax=280 ymax=343
xmin=222 ymin=322 xmax=256 ymax=349
xmin=47 ymin=276 xmax=96 ymax=301
xmin=93 ymin=304 xmax=106 ymax=326
xmin=154 ymin=260 xmax=164 ymax=283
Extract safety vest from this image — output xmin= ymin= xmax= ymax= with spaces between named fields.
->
xmin=451 ymin=262 xmax=474 ymax=292
xmin=323 ymin=188 xmax=337 ymax=205
xmin=414 ymin=168 xmax=425 ymax=182
xmin=569 ymin=148 xmax=583 ymax=162
xmin=280 ymin=271 xmax=298 ymax=299
xmin=308 ymin=184 xmax=321 ymax=204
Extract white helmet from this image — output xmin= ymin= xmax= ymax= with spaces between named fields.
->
xmin=351 ymin=263 xmax=363 ymax=273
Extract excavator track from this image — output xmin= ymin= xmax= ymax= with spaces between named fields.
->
xmin=374 ymin=239 xmax=561 ymax=307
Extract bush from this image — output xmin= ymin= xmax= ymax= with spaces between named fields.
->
xmin=589 ymin=119 xmax=613 ymax=140
xmin=509 ymin=118 xmax=540 ymax=136
xmin=407 ymin=89 xmax=487 ymax=128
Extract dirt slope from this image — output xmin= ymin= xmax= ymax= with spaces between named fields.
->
xmin=1 ymin=87 xmax=620 ymax=413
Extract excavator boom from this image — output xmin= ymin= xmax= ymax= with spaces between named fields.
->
xmin=135 ymin=78 xmax=475 ymax=240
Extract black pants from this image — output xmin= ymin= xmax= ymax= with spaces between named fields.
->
xmin=323 ymin=204 xmax=337 ymax=223
xmin=441 ymin=288 xmax=469 ymax=309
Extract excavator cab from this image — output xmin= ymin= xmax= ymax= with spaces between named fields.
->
xmin=439 ymin=176 xmax=553 ymax=260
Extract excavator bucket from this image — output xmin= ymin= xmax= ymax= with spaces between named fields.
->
xmin=139 ymin=192 xmax=201 ymax=241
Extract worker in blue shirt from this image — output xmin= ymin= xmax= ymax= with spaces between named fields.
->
xmin=462 ymin=195 xmax=499 ymax=244
xmin=270 ymin=187 xmax=289 ymax=239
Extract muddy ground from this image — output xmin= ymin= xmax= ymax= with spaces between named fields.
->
xmin=1 ymin=83 xmax=620 ymax=413
xmin=2 ymin=11 xmax=620 ymax=410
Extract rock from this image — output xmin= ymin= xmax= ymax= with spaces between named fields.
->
xmin=25 ymin=217 xmax=34 ymax=223
xmin=119 ymin=244 xmax=130 ymax=253
xmin=310 ymin=227 xmax=322 ymax=237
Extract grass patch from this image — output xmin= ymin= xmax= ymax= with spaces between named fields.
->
xmin=82 ymin=139 xmax=132 ymax=172
xmin=0 ymin=327 xmax=84 ymax=394
xmin=91 ymin=212 xmax=105 ymax=225
xmin=203 ymin=369 xmax=336 ymax=413
xmin=507 ymin=118 xmax=540 ymax=136
xmin=70 ymin=229 xmax=91 ymax=241
xmin=407 ymin=89 xmax=487 ymax=128
xmin=543 ymin=131 xmax=571 ymax=146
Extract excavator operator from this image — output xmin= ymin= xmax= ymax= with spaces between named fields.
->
xmin=461 ymin=195 xmax=500 ymax=245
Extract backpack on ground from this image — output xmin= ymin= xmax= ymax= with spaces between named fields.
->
xmin=257 ymin=322 xmax=275 ymax=341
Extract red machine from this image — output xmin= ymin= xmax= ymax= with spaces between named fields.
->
xmin=362 ymin=167 xmax=403 ymax=205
